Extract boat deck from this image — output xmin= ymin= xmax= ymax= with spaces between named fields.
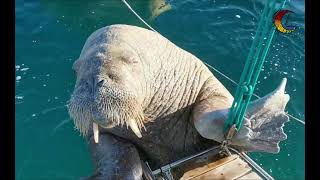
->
xmin=143 ymin=146 xmax=270 ymax=180
xmin=180 ymin=154 xmax=262 ymax=180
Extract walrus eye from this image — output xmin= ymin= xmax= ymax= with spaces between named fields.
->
xmin=120 ymin=54 xmax=138 ymax=64
xmin=127 ymin=56 xmax=138 ymax=63
xmin=108 ymin=73 xmax=118 ymax=81
xmin=96 ymin=80 xmax=104 ymax=87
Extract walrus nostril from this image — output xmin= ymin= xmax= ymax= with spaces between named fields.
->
xmin=96 ymin=80 xmax=105 ymax=88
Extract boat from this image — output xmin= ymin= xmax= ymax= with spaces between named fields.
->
xmin=141 ymin=145 xmax=273 ymax=180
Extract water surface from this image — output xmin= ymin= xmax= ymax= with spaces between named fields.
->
xmin=15 ymin=0 xmax=305 ymax=179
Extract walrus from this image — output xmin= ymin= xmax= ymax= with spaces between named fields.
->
xmin=68 ymin=24 xmax=290 ymax=179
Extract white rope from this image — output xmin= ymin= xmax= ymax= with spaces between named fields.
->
xmin=121 ymin=0 xmax=158 ymax=33
xmin=120 ymin=0 xmax=305 ymax=126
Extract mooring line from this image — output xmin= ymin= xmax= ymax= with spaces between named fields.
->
xmin=121 ymin=0 xmax=158 ymax=33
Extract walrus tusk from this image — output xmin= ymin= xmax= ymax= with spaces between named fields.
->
xmin=128 ymin=119 xmax=142 ymax=138
xmin=93 ymin=122 xmax=99 ymax=143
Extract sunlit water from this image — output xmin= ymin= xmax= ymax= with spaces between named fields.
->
xmin=15 ymin=0 xmax=305 ymax=179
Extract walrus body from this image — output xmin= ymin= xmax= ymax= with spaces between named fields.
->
xmin=68 ymin=24 xmax=290 ymax=179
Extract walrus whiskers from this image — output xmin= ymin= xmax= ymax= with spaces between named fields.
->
xmin=68 ymin=85 xmax=146 ymax=139
xmin=68 ymin=98 xmax=92 ymax=136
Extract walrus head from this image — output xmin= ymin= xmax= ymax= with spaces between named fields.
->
xmin=68 ymin=34 xmax=146 ymax=141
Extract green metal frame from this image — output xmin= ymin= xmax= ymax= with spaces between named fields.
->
xmin=224 ymin=0 xmax=287 ymax=133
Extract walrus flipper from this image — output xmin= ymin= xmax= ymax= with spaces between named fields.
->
xmin=80 ymin=133 xmax=143 ymax=180
xmin=193 ymin=78 xmax=290 ymax=154
xmin=231 ymin=78 xmax=290 ymax=153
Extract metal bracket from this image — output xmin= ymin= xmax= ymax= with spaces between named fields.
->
xmin=160 ymin=164 xmax=174 ymax=180
xmin=225 ymin=124 xmax=238 ymax=140
xmin=220 ymin=124 xmax=238 ymax=156
xmin=219 ymin=140 xmax=232 ymax=156
xmin=142 ymin=161 xmax=157 ymax=180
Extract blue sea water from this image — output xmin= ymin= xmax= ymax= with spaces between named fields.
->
xmin=15 ymin=0 xmax=305 ymax=179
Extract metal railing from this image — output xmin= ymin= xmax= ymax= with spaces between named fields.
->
xmin=142 ymin=145 xmax=274 ymax=180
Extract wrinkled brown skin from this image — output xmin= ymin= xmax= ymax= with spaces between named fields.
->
xmin=70 ymin=25 xmax=290 ymax=180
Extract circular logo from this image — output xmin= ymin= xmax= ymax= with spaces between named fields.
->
xmin=273 ymin=10 xmax=297 ymax=33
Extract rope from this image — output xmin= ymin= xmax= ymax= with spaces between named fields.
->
xmin=120 ymin=0 xmax=305 ymax=126
xmin=121 ymin=0 xmax=158 ymax=33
